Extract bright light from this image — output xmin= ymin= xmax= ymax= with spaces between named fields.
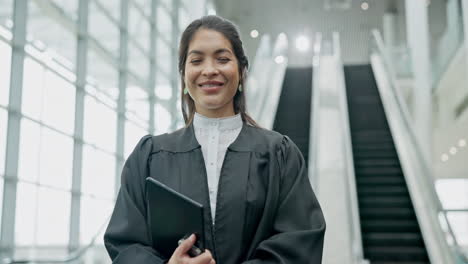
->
xmin=250 ymin=30 xmax=259 ymax=39
xmin=295 ymin=35 xmax=310 ymax=52
xmin=275 ymin=55 xmax=285 ymax=64
xmin=361 ymin=2 xmax=369 ymax=10
xmin=458 ymin=139 xmax=466 ymax=148
xmin=449 ymin=147 xmax=457 ymax=155
xmin=208 ymin=8 xmax=216 ymax=15
xmin=441 ymin=154 xmax=449 ymax=162
xmin=5 ymin=19 xmax=13 ymax=28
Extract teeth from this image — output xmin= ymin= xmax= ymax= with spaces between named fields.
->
xmin=200 ymin=83 xmax=221 ymax=87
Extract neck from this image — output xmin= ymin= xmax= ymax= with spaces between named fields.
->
xmin=196 ymin=105 xmax=236 ymax=119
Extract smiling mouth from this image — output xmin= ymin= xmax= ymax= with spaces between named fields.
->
xmin=198 ymin=82 xmax=224 ymax=92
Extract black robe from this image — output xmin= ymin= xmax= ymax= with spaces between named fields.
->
xmin=104 ymin=123 xmax=326 ymax=264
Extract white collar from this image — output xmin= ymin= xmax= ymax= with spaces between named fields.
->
xmin=193 ymin=112 xmax=243 ymax=131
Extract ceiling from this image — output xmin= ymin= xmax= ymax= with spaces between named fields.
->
xmin=214 ymin=0 xmax=397 ymax=66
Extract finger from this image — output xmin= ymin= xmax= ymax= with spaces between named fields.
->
xmin=173 ymin=234 xmax=196 ymax=257
xmin=190 ymin=250 xmax=213 ymax=264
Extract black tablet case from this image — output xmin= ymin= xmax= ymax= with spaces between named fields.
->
xmin=145 ymin=177 xmax=205 ymax=258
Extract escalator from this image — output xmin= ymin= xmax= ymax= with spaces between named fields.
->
xmin=345 ymin=64 xmax=431 ymax=264
xmin=273 ymin=67 xmax=312 ymax=165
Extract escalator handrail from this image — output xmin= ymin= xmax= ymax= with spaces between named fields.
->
xmin=370 ymin=29 xmax=465 ymax=262
xmin=3 ymin=214 xmax=111 ymax=264
xmin=332 ymin=32 xmax=367 ymax=264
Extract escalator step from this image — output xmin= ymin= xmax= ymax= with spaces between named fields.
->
xmin=355 ymin=167 xmax=403 ymax=175
xmin=359 ymin=196 xmax=411 ymax=207
xmin=360 ymin=208 xmax=416 ymax=219
xmin=364 ymin=246 xmax=429 ymax=261
xmin=357 ymin=176 xmax=405 ymax=186
xmin=354 ymin=159 xmax=401 ymax=167
xmin=363 ymin=232 xmax=424 ymax=247
xmin=361 ymin=220 xmax=420 ymax=232
xmin=358 ymin=186 xmax=408 ymax=195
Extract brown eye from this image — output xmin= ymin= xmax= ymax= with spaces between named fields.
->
xmin=190 ymin=59 xmax=202 ymax=64
xmin=218 ymin=57 xmax=230 ymax=63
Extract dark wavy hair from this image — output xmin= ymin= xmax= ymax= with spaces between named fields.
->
xmin=178 ymin=15 xmax=258 ymax=127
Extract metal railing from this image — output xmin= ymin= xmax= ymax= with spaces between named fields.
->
xmin=370 ymin=29 xmax=467 ymax=264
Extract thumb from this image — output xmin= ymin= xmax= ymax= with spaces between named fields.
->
xmin=174 ymin=234 xmax=196 ymax=257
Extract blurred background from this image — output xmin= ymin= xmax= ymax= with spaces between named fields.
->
xmin=0 ymin=0 xmax=467 ymax=263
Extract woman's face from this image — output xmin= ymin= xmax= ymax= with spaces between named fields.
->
xmin=184 ymin=29 xmax=240 ymax=118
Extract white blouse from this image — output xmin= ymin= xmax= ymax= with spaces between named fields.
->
xmin=193 ymin=112 xmax=243 ymax=223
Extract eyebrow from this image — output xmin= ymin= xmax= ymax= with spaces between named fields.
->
xmin=188 ymin=48 xmax=233 ymax=56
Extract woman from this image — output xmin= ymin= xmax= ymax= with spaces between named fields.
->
xmin=104 ymin=15 xmax=325 ymax=264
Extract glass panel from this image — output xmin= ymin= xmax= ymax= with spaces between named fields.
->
xmin=124 ymin=121 xmax=148 ymax=159
xmin=447 ymin=212 xmax=468 ymax=246
xmin=179 ymin=7 xmax=190 ymax=32
xmin=50 ymin=0 xmax=78 ymax=21
xmin=15 ymin=182 xmax=39 ymax=246
xmin=128 ymin=43 xmax=150 ymax=80
xmin=126 ymin=79 xmax=150 ymax=125
xmin=436 ymin=179 xmax=468 ymax=209
xmin=42 ymin=71 xmax=75 ymax=134
xmin=36 ymin=187 xmax=70 ymax=245
xmin=133 ymin=0 xmax=151 ymax=17
xmin=159 ymin=0 xmax=173 ymax=12
xmin=18 ymin=118 xmax=41 ymax=183
xmin=157 ymin=7 xmax=172 ymax=40
xmin=87 ymin=48 xmax=119 ymax=101
xmin=83 ymin=95 xmax=117 ymax=153
xmin=129 ymin=5 xmax=150 ymax=53
xmin=0 ymin=177 xmax=3 ymax=228
xmin=39 ymin=128 xmax=73 ymax=190
xmin=155 ymin=104 xmax=171 ymax=136
xmin=89 ymin=1 xmax=119 ymax=57
xmin=0 ymin=0 xmax=13 ymax=28
xmin=156 ymin=38 xmax=172 ymax=75
xmin=95 ymin=0 xmax=120 ymax=21
xmin=155 ymin=70 xmax=172 ymax=100
xmin=28 ymin=1 xmax=77 ymax=71
xmin=0 ymin=109 xmax=7 ymax=175
xmin=80 ymin=196 xmax=114 ymax=245
xmin=0 ymin=40 xmax=11 ymax=107
xmin=22 ymin=57 xmax=45 ymax=121
xmin=81 ymin=144 xmax=116 ymax=198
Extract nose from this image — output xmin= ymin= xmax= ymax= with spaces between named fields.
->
xmin=201 ymin=61 xmax=219 ymax=78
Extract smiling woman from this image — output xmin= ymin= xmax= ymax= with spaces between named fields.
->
xmin=104 ymin=15 xmax=325 ymax=264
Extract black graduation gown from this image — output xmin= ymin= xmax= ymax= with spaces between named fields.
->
xmin=104 ymin=123 xmax=326 ymax=264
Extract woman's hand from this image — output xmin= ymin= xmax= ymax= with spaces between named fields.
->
xmin=168 ymin=234 xmax=215 ymax=264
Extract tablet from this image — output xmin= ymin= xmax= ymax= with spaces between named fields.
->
xmin=145 ymin=177 xmax=205 ymax=258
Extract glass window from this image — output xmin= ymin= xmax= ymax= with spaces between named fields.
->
xmin=436 ymin=179 xmax=468 ymax=209
xmin=15 ymin=182 xmax=39 ymax=246
xmin=155 ymin=104 xmax=171 ymax=136
xmin=89 ymin=1 xmax=119 ymax=57
xmin=179 ymin=7 xmax=190 ymax=32
xmin=81 ymin=144 xmax=116 ymax=199
xmin=128 ymin=43 xmax=150 ymax=80
xmin=129 ymin=5 xmax=150 ymax=53
xmin=0 ymin=0 xmax=13 ymax=28
xmin=156 ymin=38 xmax=172 ymax=75
xmin=17 ymin=118 xmax=41 ymax=183
xmin=95 ymin=0 xmax=120 ymax=21
xmin=21 ymin=57 xmax=45 ymax=121
xmin=83 ymin=95 xmax=117 ymax=153
xmin=447 ymin=212 xmax=468 ymax=246
xmin=0 ymin=109 xmax=7 ymax=176
xmin=157 ymin=7 xmax=172 ymax=40
xmin=159 ymin=0 xmax=173 ymax=12
xmin=124 ymin=120 xmax=148 ymax=159
xmin=80 ymin=196 xmax=114 ymax=245
xmin=28 ymin=1 xmax=77 ymax=71
xmin=0 ymin=40 xmax=11 ymax=107
xmin=50 ymin=0 xmax=78 ymax=21
xmin=87 ymin=48 xmax=119 ymax=101
xmin=155 ymin=70 xmax=172 ymax=100
xmin=36 ymin=187 xmax=70 ymax=245
xmin=126 ymin=80 xmax=150 ymax=125
xmin=0 ymin=177 xmax=3 ymax=228
xmin=39 ymin=128 xmax=73 ymax=190
xmin=43 ymin=71 xmax=75 ymax=134
xmin=133 ymin=0 xmax=151 ymax=17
